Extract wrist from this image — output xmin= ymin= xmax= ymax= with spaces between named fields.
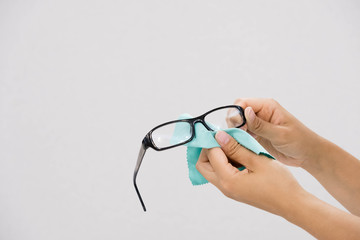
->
xmin=299 ymin=133 xmax=330 ymax=174
xmin=278 ymin=187 xmax=312 ymax=221
xmin=281 ymin=189 xmax=329 ymax=237
xmin=280 ymin=187 xmax=360 ymax=240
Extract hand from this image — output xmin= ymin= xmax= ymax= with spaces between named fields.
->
xmin=234 ymin=98 xmax=360 ymax=216
xmin=234 ymin=98 xmax=322 ymax=167
xmin=196 ymin=131 xmax=306 ymax=216
xmin=197 ymin=131 xmax=360 ymax=239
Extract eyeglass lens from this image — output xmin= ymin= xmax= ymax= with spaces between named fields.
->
xmin=204 ymin=107 xmax=244 ymax=130
xmin=151 ymin=121 xmax=192 ymax=149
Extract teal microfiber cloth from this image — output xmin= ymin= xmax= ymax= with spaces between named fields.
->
xmin=173 ymin=113 xmax=275 ymax=185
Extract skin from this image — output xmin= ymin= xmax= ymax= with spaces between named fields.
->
xmin=196 ymin=98 xmax=360 ymax=239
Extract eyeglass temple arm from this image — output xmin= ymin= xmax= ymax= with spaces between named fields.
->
xmin=133 ymin=140 xmax=148 ymax=212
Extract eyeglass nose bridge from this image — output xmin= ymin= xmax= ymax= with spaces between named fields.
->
xmin=192 ymin=117 xmax=213 ymax=131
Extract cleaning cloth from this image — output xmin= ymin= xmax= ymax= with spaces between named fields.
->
xmin=173 ymin=113 xmax=275 ymax=185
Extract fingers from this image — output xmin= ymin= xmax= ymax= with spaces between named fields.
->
xmin=244 ymin=106 xmax=280 ymax=140
xmin=234 ymin=98 xmax=269 ymax=114
xmin=234 ymin=98 xmax=279 ymax=121
xmin=215 ymin=130 xmax=261 ymax=170
xmin=226 ymin=108 xmax=245 ymax=128
xmin=196 ymin=149 xmax=219 ymax=185
xmin=207 ymin=148 xmax=241 ymax=180
xmin=196 ymin=148 xmax=240 ymax=183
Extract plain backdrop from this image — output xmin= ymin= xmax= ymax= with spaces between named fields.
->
xmin=1 ymin=1 xmax=360 ymax=239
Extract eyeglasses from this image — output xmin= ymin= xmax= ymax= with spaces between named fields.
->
xmin=133 ymin=105 xmax=246 ymax=211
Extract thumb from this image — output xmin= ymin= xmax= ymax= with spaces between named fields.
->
xmin=245 ymin=107 xmax=278 ymax=140
xmin=215 ymin=131 xmax=258 ymax=170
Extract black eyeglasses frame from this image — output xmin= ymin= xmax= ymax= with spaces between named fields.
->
xmin=133 ymin=105 xmax=246 ymax=212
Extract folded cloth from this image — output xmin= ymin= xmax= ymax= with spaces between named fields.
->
xmin=173 ymin=113 xmax=275 ymax=185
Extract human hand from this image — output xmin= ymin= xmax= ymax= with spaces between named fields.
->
xmin=196 ymin=131 xmax=306 ymax=216
xmin=233 ymin=98 xmax=322 ymax=167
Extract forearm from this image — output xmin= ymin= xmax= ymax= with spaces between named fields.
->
xmin=301 ymin=137 xmax=360 ymax=215
xmin=282 ymin=190 xmax=360 ymax=240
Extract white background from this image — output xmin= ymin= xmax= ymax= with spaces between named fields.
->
xmin=1 ymin=1 xmax=360 ymax=239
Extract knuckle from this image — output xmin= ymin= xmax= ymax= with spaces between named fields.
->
xmin=220 ymin=179 xmax=234 ymax=198
xmin=269 ymin=98 xmax=279 ymax=106
xmin=195 ymin=162 xmax=200 ymax=170
xmin=277 ymin=128 xmax=291 ymax=140
xmin=252 ymin=118 xmax=263 ymax=132
xmin=222 ymin=190 xmax=232 ymax=198
xmin=225 ymin=141 xmax=241 ymax=159
xmin=234 ymin=98 xmax=242 ymax=104
xmin=234 ymin=98 xmax=247 ymax=109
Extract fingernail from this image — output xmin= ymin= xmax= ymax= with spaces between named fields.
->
xmin=215 ymin=131 xmax=230 ymax=145
xmin=245 ymin=107 xmax=255 ymax=122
